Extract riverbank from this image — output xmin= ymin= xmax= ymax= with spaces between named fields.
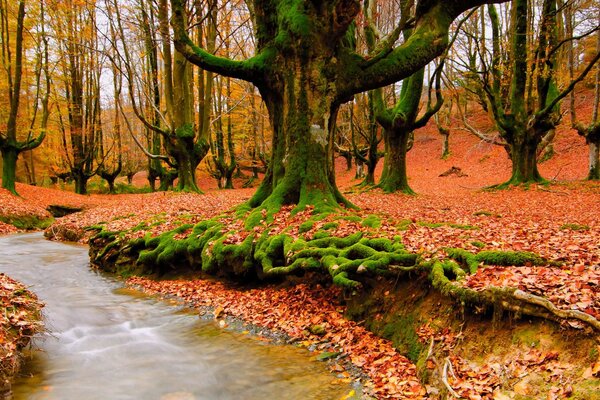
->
xmin=0 ymin=273 xmax=44 ymax=396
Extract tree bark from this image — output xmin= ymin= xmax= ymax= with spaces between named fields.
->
xmin=504 ymin=128 xmax=544 ymax=185
xmin=378 ymin=127 xmax=415 ymax=194
xmin=589 ymin=141 xmax=600 ymax=180
xmin=1 ymin=148 xmax=18 ymax=194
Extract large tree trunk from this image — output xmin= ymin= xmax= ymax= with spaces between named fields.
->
xmin=506 ymin=132 xmax=544 ymax=185
xmin=1 ymin=147 xmax=18 ymax=194
xmin=250 ymin=64 xmax=349 ymax=212
xmin=378 ymin=127 xmax=414 ymax=194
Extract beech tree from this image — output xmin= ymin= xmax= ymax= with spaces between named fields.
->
xmin=572 ymin=6 xmax=600 ymax=180
xmin=0 ymin=0 xmax=46 ymax=194
xmin=366 ymin=0 xmax=444 ymax=194
xmin=171 ymin=0 xmax=508 ymax=212
xmin=462 ymin=1 xmax=600 ymax=186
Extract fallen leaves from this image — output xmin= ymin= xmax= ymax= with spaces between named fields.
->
xmin=464 ymin=265 xmax=600 ymax=320
xmin=0 ymin=273 xmax=44 ymax=383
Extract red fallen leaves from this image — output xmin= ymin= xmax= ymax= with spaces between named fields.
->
xmin=127 ymin=278 xmax=425 ymax=399
xmin=0 ymin=273 xmax=44 ymax=382
xmin=0 ymin=221 xmax=17 ymax=235
xmin=464 ymin=265 xmax=600 ymax=320
xmin=447 ymin=355 xmax=501 ymax=399
xmin=445 ymin=350 xmax=565 ymax=400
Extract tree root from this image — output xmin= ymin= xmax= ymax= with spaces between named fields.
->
xmin=87 ymin=214 xmax=597 ymax=331
xmin=89 ymin=214 xmax=420 ymax=288
xmin=429 ymin=261 xmax=600 ymax=331
xmin=442 ymin=358 xmax=461 ymax=398
xmin=511 ymin=289 xmax=600 ymax=330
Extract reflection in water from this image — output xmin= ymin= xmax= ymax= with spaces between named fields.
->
xmin=0 ymin=233 xmax=355 ymax=399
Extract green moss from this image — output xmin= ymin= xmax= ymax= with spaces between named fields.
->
xmin=559 ymin=223 xmax=590 ymax=231
xmin=311 ymin=230 xmax=330 ymax=239
xmin=361 ymin=215 xmax=381 ymax=228
xmin=512 ymin=327 xmax=540 ymax=348
xmin=475 ymin=250 xmax=546 ymax=266
xmin=417 ymin=221 xmax=479 ymax=230
xmin=316 ymin=351 xmax=340 ymax=361
xmin=381 ymin=315 xmax=424 ymax=363
xmin=0 ymin=215 xmax=54 ymax=230
xmin=570 ymin=380 xmax=600 ymax=400
xmin=445 ymin=248 xmax=480 ymax=274
xmin=309 ymin=325 xmax=326 ymax=336
xmin=321 ymin=222 xmax=339 ymax=230
xmin=175 ymin=123 xmax=194 ymax=139
xmin=470 ymin=241 xmax=486 ymax=249
xmin=299 ymin=220 xmax=315 ymax=233
xmin=396 ymin=219 xmax=413 ymax=230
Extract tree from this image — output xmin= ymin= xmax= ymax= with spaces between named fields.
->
xmin=0 ymin=0 xmax=46 ymax=194
xmin=49 ymin=0 xmax=104 ymax=194
xmin=366 ymin=0 xmax=444 ymax=194
xmin=462 ymin=1 xmax=600 ymax=186
xmin=572 ymin=6 xmax=600 ymax=180
xmin=171 ymin=0 xmax=508 ymax=214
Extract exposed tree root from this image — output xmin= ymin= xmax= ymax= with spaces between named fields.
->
xmin=89 ymin=210 xmax=419 ymax=289
xmin=87 ymin=213 xmax=598 ymax=332
xmin=429 ymin=260 xmax=600 ymax=331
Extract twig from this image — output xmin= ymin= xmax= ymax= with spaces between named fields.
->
xmin=442 ymin=358 xmax=461 ymax=398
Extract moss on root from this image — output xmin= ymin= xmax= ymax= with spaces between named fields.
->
xmin=89 ymin=209 xmax=420 ymax=289
xmin=445 ymin=248 xmax=547 ymax=274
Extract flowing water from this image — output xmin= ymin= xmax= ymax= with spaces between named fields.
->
xmin=0 ymin=233 xmax=356 ymax=400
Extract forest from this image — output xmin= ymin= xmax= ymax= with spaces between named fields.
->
xmin=0 ymin=0 xmax=599 ymax=399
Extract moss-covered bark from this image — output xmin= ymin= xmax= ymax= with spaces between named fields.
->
xmin=1 ymin=148 xmax=18 ymax=195
xmin=378 ymin=126 xmax=415 ymax=194
xmin=501 ymin=130 xmax=545 ymax=186
xmin=171 ymin=0 xmax=505 ymax=209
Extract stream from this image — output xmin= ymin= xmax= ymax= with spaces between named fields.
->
xmin=0 ymin=233 xmax=356 ymax=399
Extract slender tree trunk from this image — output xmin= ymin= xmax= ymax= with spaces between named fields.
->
xmin=441 ymin=128 xmax=450 ymax=158
xmin=589 ymin=140 xmax=600 ymax=180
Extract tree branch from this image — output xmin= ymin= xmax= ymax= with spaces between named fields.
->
xmin=171 ymin=0 xmax=266 ymax=83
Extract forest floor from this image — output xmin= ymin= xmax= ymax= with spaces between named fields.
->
xmin=1 ymin=100 xmax=600 ymax=398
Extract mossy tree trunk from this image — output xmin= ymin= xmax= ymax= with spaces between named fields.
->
xmin=504 ymin=125 xmax=544 ymax=185
xmin=0 ymin=1 xmax=45 ymax=195
xmin=573 ymin=13 xmax=600 ymax=181
xmin=366 ymin=0 xmax=443 ymax=195
xmin=378 ymin=126 xmax=414 ymax=194
xmin=172 ymin=0 xmax=509 ymax=211
xmin=477 ymin=0 xmax=600 ymax=187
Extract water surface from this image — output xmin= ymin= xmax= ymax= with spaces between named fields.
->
xmin=0 ymin=233 xmax=354 ymax=399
